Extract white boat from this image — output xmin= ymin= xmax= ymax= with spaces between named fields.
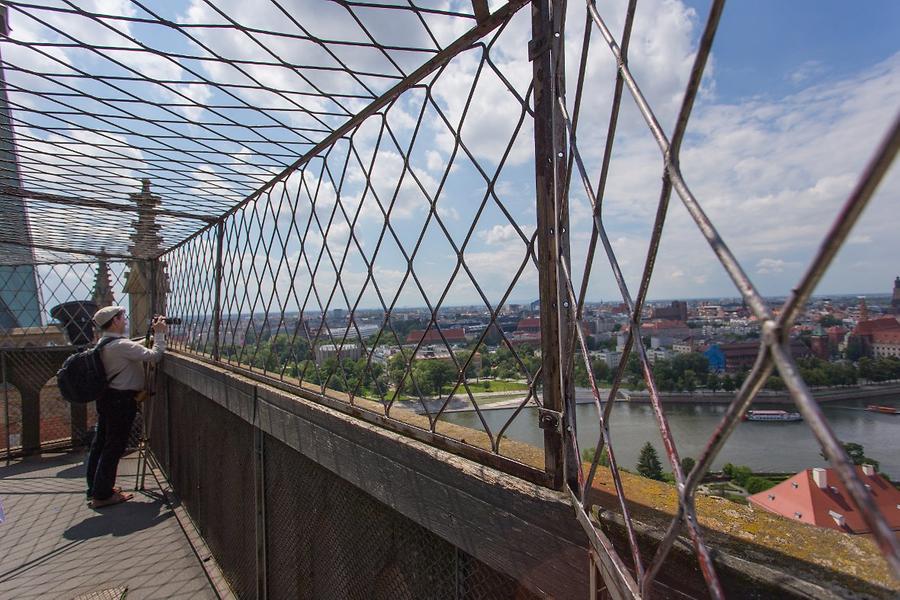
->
xmin=745 ymin=409 xmax=802 ymax=422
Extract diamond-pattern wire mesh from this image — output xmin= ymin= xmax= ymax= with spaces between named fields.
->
xmin=164 ymin=8 xmax=550 ymax=472
xmin=0 ymin=260 xmax=132 ymax=455
xmin=164 ymin=377 xmax=258 ymax=600
xmin=556 ymin=0 xmax=900 ymax=596
xmin=164 ymin=227 xmax=218 ymax=358
xmin=263 ymin=432 xmax=540 ymax=600
xmin=0 ymin=0 xmax=487 ymax=261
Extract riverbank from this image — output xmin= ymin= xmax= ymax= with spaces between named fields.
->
xmin=406 ymin=381 xmax=900 ymax=414
xmin=620 ymin=381 xmax=900 ymax=404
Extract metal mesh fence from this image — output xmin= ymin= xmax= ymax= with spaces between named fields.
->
xmin=264 ymin=431 xmax=540 ymax=600
xmin=2 ymin=0 xmax=899 ymax=597
xmin=555 ymin=0 xmax=900 ymax=596
xmin=0 ymin=260 xmax=131 ymax=454
xmin=156 ymin=376 xmax=541 ymax=600
xmin=162 ymin=2 xmax=550 ymax=481
xmin=164 ymin=377 xmax=258 ymax=600
xmin=0 ymin=376 xmax=19 ymax=456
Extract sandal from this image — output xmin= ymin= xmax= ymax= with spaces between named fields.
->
xmin=86 ymin=486 xmax=122 ymax=504
xmin=90 ymin=490 xmax=134 ymax=509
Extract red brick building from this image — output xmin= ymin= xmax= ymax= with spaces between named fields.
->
xmin=849 ymin=316 xmax=900 ymax=358
xmin=516 ymin=318 xmax=541 ymax=334
xmin=719 ymin=339 xmax=810 ymax=372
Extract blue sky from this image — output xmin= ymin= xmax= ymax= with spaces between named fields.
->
xmin=691 ymin=0 xmax=900 ymax=103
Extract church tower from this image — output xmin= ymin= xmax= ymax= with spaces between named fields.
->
xmin=892 ymin=276 xmax=900 ymax=315
xmin=92 ymin=252 xmax=115 ymax=308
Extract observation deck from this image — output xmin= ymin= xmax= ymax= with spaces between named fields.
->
xmin=1 ymin=1 xmax=898 ymax=598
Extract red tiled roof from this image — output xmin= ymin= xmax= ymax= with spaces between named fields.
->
xmin=405 ymin=328 xmax=467 ymax=345
xmin=748 ymin=467 xmax=900 ymax=535
xmin=872 ymin=330 xmax=900 ymax=345
xmin=517 ymin=318 xmax=541 ymax=330
xmin=853 ymin=317 xmax=900 ymax=337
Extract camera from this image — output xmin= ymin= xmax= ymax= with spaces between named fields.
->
xmin=151 ymin=316 xmax=183 ymax=325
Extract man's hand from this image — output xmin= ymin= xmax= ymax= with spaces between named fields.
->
xmin=151 ymin=315 xmax=168 ymax=335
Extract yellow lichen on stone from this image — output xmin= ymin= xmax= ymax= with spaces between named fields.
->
xmin=585 ymin=465 xmax=899 ymax=592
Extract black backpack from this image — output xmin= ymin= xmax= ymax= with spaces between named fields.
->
xmin=57 ymin=337 xmax=121 ymax=404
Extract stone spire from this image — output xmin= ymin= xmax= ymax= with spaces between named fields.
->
xmin=128 ymin=178 xmax=164 ymax=259
xmin=858 ymin=296 xmax=868 ymax=322
xmin=92 ymin=251 xmax=115 ymax=308
xmin=122 ymin=179 xmax=169 ymax=333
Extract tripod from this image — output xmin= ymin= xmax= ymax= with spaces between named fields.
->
xmin=134 ymin=326 xmax=159 ymax=491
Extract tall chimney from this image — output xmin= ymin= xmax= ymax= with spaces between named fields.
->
xmin=812 ymin=468 xmax=828 ymax=489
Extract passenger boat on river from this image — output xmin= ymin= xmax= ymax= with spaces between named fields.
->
xmin=865 ymin=405 xmax=899 ymax=414
xmin=744 ymin=409 xmax=802 ymax=422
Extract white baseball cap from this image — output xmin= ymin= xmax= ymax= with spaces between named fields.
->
xmin=93 ymin=305 xmax=125 ymax=327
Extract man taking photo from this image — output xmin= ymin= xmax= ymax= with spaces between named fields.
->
xmin=85 ymin=306 xmax=167 ymax=508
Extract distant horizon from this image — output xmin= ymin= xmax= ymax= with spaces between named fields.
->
xmin=204 ymin=290 xmax=895 ymax=319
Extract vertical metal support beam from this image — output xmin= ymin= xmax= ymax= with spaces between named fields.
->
xmin=20 ymin=374 xmax=39 ymax=453
xmin=2 ymin=352 xmax=9 ymax=466
xmin=254 ymin=393 xmax=268 ymax=599
xmin=136 ymin=257 xmax=160 ymax=490
xmin=532 ymin=0 xmax=573 ymax=490
xmin=213 ymin=221 xmax=224 ymax=362
xmin=148 ymin=258 xmax=159 ymax=325
xmin=166 ymin=376 xmax=174 ymax=480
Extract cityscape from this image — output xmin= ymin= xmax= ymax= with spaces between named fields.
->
xmin=1 ymin=0 xmax=898 ymax=596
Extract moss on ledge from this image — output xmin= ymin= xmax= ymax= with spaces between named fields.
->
xmin=586 ymin=467 xmax=899 ymax=596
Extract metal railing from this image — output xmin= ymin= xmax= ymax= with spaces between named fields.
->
xmin=162 ymin=0 xmax=551 ymax=485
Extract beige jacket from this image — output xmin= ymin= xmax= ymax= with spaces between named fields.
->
xmin=99 ymin=332 xmax=165 ymax=391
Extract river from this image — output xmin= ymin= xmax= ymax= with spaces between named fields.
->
xmin=440 ymin=395 xmax=900 ymax=475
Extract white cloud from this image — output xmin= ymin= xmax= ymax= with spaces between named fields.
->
xmin=571 ymin=42 xmax=900 ymax=300
xmin=756 ymin=258 xmax=792 ymax=275
xmin=426 ymin=150 xmax=445 ymax=173
xmin=788 ymin=60 xmax=827 ymax=85
xmin=479 ymin=223 xmax=533 ymax=245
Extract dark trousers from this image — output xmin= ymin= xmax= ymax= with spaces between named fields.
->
xmin=86 ymin=389 xmax=137 ymax=500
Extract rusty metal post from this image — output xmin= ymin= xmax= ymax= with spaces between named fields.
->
xmin=148 ymin=258 xmax=159 ymax=325
xmin=213 ymin=220 xmax=224 ymax=361
xmin=532 ymin=0 xmax=573 ymax=490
